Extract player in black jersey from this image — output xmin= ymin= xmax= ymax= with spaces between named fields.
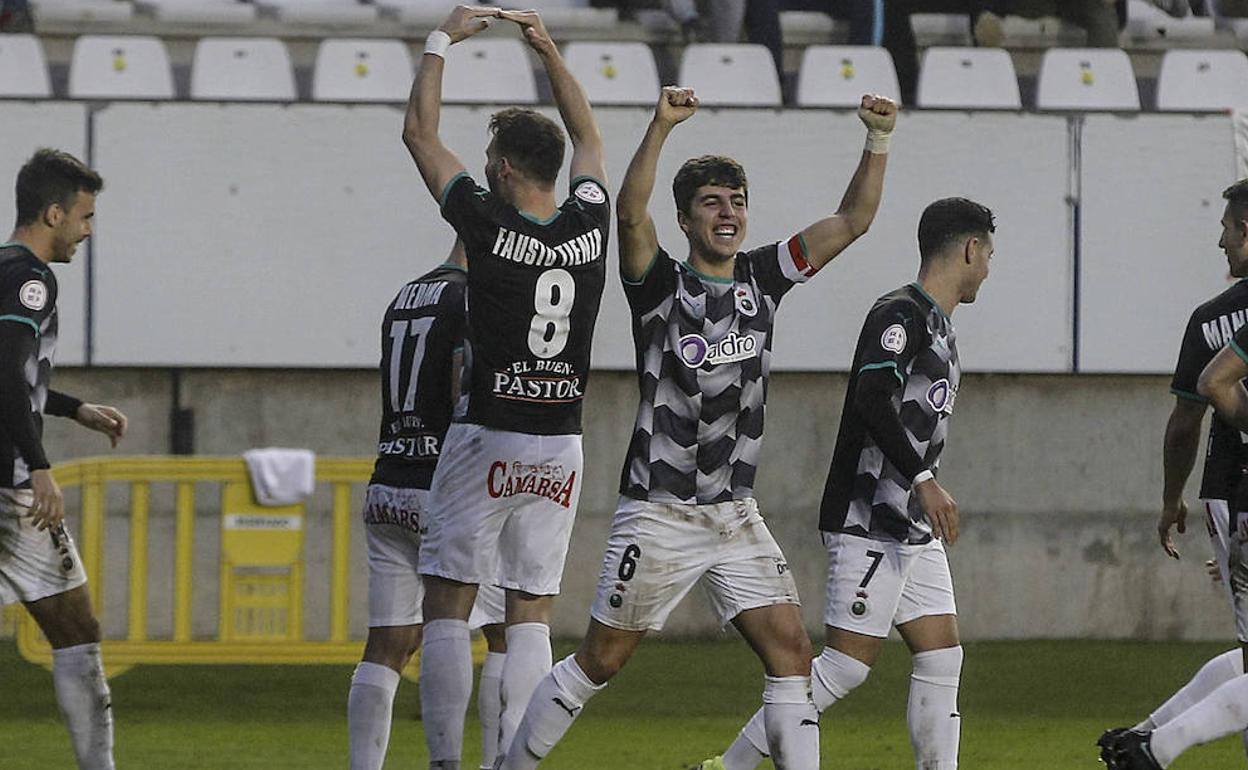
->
xmin=1100 ymin=181 xmax=1248 ymax=770
xmin=500 ymin=88 xmax=896 ymax=770
xmin=402 ymin=7 xmax=609 ymax=768
xmin=0 ymin=150 xmax=128 ymax=770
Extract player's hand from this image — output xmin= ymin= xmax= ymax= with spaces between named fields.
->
xmin=500 ymin=9 xmax=555 ymax=57
xmin=857 ymin=94 xmax=897 ymax=133
xmin=1158 ymin=499 xmax=1188 ymax=559
xmin=915 ymin=477 xmax=959 ymax=545
xmin=28 ymin=469 xmax=64 ymax=531
xmin=75 ymin=403 xmax=127 ymax=448
xmin=655 ymin=86 xmax=698 ymax=127
xmin=439 ymin=5 xmax=499 ymax=44
xmin=1207 ymin=558 xmax=1224 ymax=584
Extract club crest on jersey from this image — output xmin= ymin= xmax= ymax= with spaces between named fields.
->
xmin=926 ymin=378 xmax=954 ymax=414
xmin=487 ymin=461 xmax=577 ymax=508
xmin=19 ymin=280 xmax=47 ymax=311
xmin=880 ymin=323 xmax=906 ymax=353
xmin=733 ymin=286 xmax=758 ymax=317
xmin=574 ymin=180 xmax=605 ymax=205
xmin=678 ymin=331 xmax=757 ymax=368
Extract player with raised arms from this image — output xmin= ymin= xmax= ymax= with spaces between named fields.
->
xmin=499 ymin=86 xmax=896 ymax=769
xmin=401 ymin=6 xmax=609 ymax=768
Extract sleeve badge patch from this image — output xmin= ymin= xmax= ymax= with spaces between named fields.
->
xmin=880 ymin=323 xmax=906 ymax=353
xmin=574 ymin=180 xmax=606 ymax=205
xmin=19 ymin=280 xmax=47 ymax=311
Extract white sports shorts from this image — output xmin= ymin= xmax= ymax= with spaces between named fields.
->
xmin=822 ymin=531 xmax=956 ymax=638
xmin=0 ymin=488 xmax=87 ymax=605
xmin=590 ymin=496 xmax=800 ymax=632
xmin=1204 ymin=499 xmax=1248 ymax=643
xmin=363 ymin=484 xmax=505 ymax=629
xmin=419 ymin=423 xmax=582 ymax=597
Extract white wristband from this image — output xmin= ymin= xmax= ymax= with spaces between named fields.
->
xmin=912 ymin=469 xmax=934 ymax=486
xmin=425 ymin=30 xmax=452 ymax=59
xmin=865 ymin=128 xmax=892 ymax=155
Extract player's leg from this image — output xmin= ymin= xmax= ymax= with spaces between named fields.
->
xmin=350 ymin=625 xmax=422 ymax=770
xmin=477 ymin=622 xmax=507 ymax=770
xmin=422 ymin=577 xmax=482 ymax=770
xmin=1114 ymin=671 xmax=1248 ymax=769
xmin=499 ymin=589 xmax=555 ymax=755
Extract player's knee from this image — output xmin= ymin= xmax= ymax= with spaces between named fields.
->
xmin=912 ymin=645 xmax=963 ymax=686
xmin=812 ymin=646 xmax=871 ymax=706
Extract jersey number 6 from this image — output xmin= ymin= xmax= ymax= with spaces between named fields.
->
xmin=529 ymin=268 xmax=576 ymax=359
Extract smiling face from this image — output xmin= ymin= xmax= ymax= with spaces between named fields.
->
xmin=47 ymin=190 xmax=96 ymax=264
xmin=679 ymin=184 xmax=748 ymax=264
xmin=960 ymin=232 xmax=993 ymax=304
xmin=1219 ymin=202 xmax=1248 ymax=279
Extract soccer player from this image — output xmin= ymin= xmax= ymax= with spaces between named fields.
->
xmin=1100 ymin=181 xmax=1248 ymax=770
xmin=498 ymin=87 xmax=896 ymax=770
xmin=0 ymin=148 xmax=128 ymax=770
xmin=401 ymin=7 xmax=609 ymax=769
xmin=347 ymin=239 xmax=508 ymax=770
xmin=714 ymin=197 xmax=994 ymax=770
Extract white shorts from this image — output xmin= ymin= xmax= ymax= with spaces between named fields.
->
xmin=590 ymin=496 xmax=800 ymax=633
xmin=822 ymin=531 xmax=956 ymax=638
xmin=364 ymin=484 xmax=505 ymax=629
xmin=0 ymin=488 xmax=87 ymax=605
xmin=419 ymin=423 xmax=582 ymax=597
xmin=1204 ymin=499 xmax=1248 ymax=643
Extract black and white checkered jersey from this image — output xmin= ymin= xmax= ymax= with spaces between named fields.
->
xmin=440 ymin=173 xmax=609 ymax=436
xmin=619 ymin=236 xmax=818 ymax=504
xmin=0 ymin=242 xmax=58 ymax=489
xmin=1171 ymin=279 xmax=1248 ymax=502
xmin=369 ymin=263 xmax=467 ymax=491
xmin=820 ymin=283 xmax=959 ymax=544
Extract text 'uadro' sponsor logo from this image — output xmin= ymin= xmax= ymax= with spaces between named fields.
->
xmin=678 ymin=330 xmax=757 ymax=368
xmin=487 ymin=461 xmax=577 ymax=508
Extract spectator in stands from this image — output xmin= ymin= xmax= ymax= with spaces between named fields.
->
xmin=0 ymin=0 xmax=34 ymax=33
xmin=666 ymin=0 xmax=786 ymax=79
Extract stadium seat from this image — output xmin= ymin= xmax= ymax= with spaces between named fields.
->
xmin=136 ymin=0 xmax=258 ymax=25
xmin=911 ymin=13 xmax=972 ymax=45
xmin=796 ymin=46 xmax=901 ymax=108
xmin=1155 ymin=49 xmax=1248 ymax=111
xmin=30 ymin=0 xmax=134 ymax=24
xmin=312 ymin=39 xmax=413 ymax=103
xmin=373 ymin=0 xmax=443 ymax=25
xmin=0 ymin=34 xmax=52 ymax=98
xmin=191 ymin=38 xmax=296 ymax=101
xmin=562 ymin=42 xmax=659 ymax=106
xmin=68 ymin=35 xmax=174 ymax=100
xmin=442 ymin=39 xmax=538 ymax=104
xmin=678 ymin=44 xmax=781 ymax=107
xmin=255 ymin=0 xmax=378 ymax=26
xmin=1036 ymin=48 xmax=1140 ymax=111
xmin=917 ymin=47 xmax=1021 ymax=110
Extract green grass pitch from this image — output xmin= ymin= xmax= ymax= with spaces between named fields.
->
xmin=2 ymin=638 xmax=1245 ymax=768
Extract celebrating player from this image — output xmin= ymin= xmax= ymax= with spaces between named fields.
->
xmin=714 ymin=197 xmax=994 ymax=770
xmin=498 ymin=87 xmax=895 ymax=770
xmin=1100 ymin=181 xmax=1248 ymax=770
xmin=401 ymin=7 xmax=609 ymax=768
xmin=0 ymin=148 xmax=128 ymax=770
xmin=347 ymin=239 xmax=508 ymax=770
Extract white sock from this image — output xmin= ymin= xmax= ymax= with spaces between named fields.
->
xmin=500 ymin=623 xmax=552 ymax=755
xmin=52 ymin=642 xmax=114 ymax=770
xmin=1152 ymin=673 xmax=1248 ymax=767
xmin=420 ymin=619 xmax=473 ymax=765
xmin=908 ymin=646 xmax=962 ymax=770
xmin=348 ymin=661 xmax=401 ymax=770
xmin=722 ymin=647 xmax=870 ymax=770
xmin=1141 ymin=649 xmax=1243 ymax=730
xmin=761 ymin=675 xmax=820 ymax=770
xmin=500 ymin=655 xmax=604 ymax=770
xmin=478 ymin=652 xmax=506 ymax=770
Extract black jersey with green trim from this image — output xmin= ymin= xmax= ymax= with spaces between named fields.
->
xmin=440 ymin=173 xmax=608 ymax=435
xmin=370 ymin=264 xmax=467 ymax=490
xmin=0 ymin=242 xmax=58 ymax=489
xmin=820 ymin=283 xmax=959 ymax=544
xmin=1171 ymin=280 xmax=1248 ymax=501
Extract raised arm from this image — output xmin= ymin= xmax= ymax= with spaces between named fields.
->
xmin=402 ymin=5 xmax=498 ymax=201
xmin=503 ymin=10 xmax=606 ymax=185
xmin=617 ymin=87 xmax=698 ymax=281
xmin=799 ymin=94 xmax=897 ymax=271
xmin=1198 ymin=343 xmax=1248 ymax=431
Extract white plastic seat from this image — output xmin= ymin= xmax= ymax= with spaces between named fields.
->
xmin=1036 ymin=48 xmax=1140 ymax=111
xmin=30 ymin=0 xmax=134 ymax=23
xmin=0 ymin=34 xmax=52 ymax=98
xmin=1156 ymin=49 xmax=1248 ymax=111
xmin=562 ymin=42 xmax=659 ymax=106
xmin=312 ymin=39 xmax=413 ymax=103
xmin=796 ymin=46 xmax=900 ymax=108
xmin=917 ymin=47 xmax=1020 ymax=110
xmin=190 ymin=38 xmax=296 ymax=101
xmin=69 ymin=35 xmax=174 ymax=100
xmin=678 ymin=44 xmax=780 ymax=107
xmin=442 ymin=39 xmax=537 ymax=104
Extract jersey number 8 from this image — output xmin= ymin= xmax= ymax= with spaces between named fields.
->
xmin=529 ymin=269 xmax=575 ymax=358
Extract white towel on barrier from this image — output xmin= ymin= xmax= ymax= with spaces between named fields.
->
xmin=242 ymin=448 xmax=316 ymax=507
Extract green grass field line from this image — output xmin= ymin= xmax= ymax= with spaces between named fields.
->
xmin=2 ymin=639 xmax=1245 ymax=768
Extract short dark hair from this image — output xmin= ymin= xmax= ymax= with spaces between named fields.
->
xmin=918 ymin=197 xmax=995 ymax=261
xmin=672 ymin=155 xmax=747 ymax=216
xmin=15 ymin=148 xmax=103 ymax=227
xmin=1224 ymin=179 xmax=1248 ymax=221
xmin=488 ymin=108 xmax=565 ymax=187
